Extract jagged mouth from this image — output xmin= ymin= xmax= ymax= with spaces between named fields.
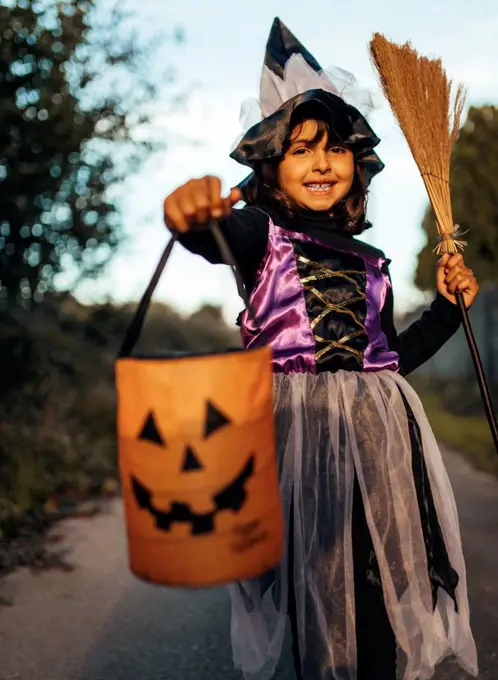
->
xmin=131 ymin=455 xmax=255 ymax=535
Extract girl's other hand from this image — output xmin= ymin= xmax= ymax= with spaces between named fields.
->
xmin=164 ymin=176 xmax=242 ymax=233
xmin=437 ymin=253 xmax=479 ymax=308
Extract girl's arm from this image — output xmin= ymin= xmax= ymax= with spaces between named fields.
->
xmin=163 ymin=176 xmax=269 ymax=284
xmin=381 ymin=285 xmax=462 ymax=376
xmin=177 ymin=205 xmax=269 ymax=271
xmin=381 ymin=254 xmax=479 ymax=376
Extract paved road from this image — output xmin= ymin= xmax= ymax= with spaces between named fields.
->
xmin=1 ymin=447 xmax=497 ymax=680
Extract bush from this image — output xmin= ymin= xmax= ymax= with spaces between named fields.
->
xmin=0 ymin=295 xmax=240 ymax=540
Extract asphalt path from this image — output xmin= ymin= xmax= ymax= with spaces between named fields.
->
xmin=1 ymin=447 xmax=497 ymax=680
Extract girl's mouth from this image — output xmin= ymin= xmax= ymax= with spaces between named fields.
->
xmin=304 ymin=182 xmax=337 ymax=194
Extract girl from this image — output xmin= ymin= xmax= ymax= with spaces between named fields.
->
xmin=163 ymin=18 xmax=479 ymax=680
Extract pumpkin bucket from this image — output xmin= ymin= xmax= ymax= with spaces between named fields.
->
xmin=115 ymin=224 xmax=283 ymax=588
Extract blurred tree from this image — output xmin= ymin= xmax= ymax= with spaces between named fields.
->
xmin=415 ymin=105 xmax=498 ymax=292
xmin=0 ymin=0 xmax=183 ymax=306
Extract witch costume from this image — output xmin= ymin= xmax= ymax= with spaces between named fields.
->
xmin=179 ymin=18 xmax=478 ymax=680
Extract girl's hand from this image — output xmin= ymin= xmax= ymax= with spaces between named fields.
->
xmin=437 ymin=253 xmax=479 ymax=308
xmin=164 ymin=176 xmax=242 ymax=233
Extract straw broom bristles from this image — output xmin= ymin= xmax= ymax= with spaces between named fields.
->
xmin=369 ymin=34 xmax=467 ymax=254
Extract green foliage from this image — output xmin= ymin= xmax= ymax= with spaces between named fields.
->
xmin=415 ymin=106 xmax=498 ymax=292
xmin=0 ymin=0 xmax=182 ymax=305
xmin=0 ymin=296 xmax=240 ymax=538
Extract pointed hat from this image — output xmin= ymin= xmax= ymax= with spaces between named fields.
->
xmin=232 ymin=18 xmax=384 ymax=191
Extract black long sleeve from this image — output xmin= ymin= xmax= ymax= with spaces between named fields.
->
xmin=176 ymin=206 xmax=270 ymax=292
xmin=381 ymin=273 xmax=462 ymax=376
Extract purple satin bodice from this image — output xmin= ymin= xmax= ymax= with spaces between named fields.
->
xmin=240 ymin=216 xmax=399 ymax=374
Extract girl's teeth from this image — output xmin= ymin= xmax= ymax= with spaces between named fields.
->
xmin=307 ymin=184 xmax=331 ymax=191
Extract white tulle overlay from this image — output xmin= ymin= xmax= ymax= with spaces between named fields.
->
xmin=227 ymin=370 xmax=477 ymax=680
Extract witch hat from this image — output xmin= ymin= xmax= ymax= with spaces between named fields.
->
xmin=264 ymin=17 xmax=323 ymax=79
xmin=232 ymin=18 xmax=384 ymax=195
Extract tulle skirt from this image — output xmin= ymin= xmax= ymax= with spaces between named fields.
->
xmin=227 ymin=370 xmax=478 ymax=680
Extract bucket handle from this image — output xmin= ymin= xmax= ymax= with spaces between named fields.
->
xmin=118 ymin=221 xmax=258 ymax=358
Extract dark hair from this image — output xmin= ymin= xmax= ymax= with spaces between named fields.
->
xmin=244 ymin=115 xmax=372 ymax=236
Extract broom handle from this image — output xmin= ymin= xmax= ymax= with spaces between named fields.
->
xmin=455 ymin=291 xmax=498 ymax=454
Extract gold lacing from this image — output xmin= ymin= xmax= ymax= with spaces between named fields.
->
xmin=296 ymin=255 xmax=367 ymax=362
xmin=314 ymin=330 xmax=366 ymax=361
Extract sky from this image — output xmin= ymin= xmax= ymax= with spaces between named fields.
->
xmin=74 ymin=0 xmax=498 ymax=325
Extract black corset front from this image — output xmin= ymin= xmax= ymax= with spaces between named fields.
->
xmin=292 ymin=240 xmax=369 ymax=373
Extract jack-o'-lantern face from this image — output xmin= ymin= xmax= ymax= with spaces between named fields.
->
xmin=131 ymin=401 xmax=255 ymax=535
xmin=116 ymin=346 xmax=283 ymax=586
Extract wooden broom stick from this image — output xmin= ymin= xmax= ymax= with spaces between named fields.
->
xmin=369 ymin=34 xmax=498 ymax=454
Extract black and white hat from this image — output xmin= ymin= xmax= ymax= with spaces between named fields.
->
xmin=232 ymin=18 xmax=384 ymax=189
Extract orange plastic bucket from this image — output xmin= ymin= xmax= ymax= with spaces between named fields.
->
xmin=115 ymin=227 xmax=283 ymax=587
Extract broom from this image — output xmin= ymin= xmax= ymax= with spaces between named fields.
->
xmin=369 ymin=34 xmax=498 ymax=454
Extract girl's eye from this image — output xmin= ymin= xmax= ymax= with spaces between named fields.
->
xmin=329 ymin=146 xmax=345 ymax=154
xmin=292 ymin=147 xmax=309 ymax=155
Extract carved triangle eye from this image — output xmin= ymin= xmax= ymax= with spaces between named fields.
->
xmin=182 ymin=446 xmax=203 ymax=472
xmin=138 ymin=412 xmax=165 ymax=446
xmin=204 ymin=401 xmax=231 ymax=438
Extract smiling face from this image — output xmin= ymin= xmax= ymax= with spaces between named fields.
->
xmin=277 ymin=118 xmax=355 ymax=212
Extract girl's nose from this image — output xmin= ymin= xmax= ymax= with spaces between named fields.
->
xmin=313 ymin=151 xmax=331 ymax=172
